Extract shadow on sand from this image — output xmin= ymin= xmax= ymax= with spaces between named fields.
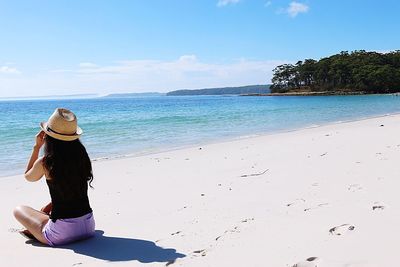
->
xmin=28 ymin=230 xmax=186 ymax=263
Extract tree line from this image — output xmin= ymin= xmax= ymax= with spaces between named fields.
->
xmin=271 ymin=50 xmax=400 ymax=94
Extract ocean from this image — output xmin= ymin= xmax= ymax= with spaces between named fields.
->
xmin=2 ymin=94 xmax=400 ymax=177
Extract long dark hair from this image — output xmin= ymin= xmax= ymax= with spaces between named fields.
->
xmin=42 ymin=135 xmax=93 ymax=197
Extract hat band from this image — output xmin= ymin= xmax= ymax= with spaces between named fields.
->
xmin=46 ymin=126 xmax=77 ymax=136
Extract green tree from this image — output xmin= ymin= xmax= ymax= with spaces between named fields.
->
xmin=270 ymin=50 xmax=400 ymax=94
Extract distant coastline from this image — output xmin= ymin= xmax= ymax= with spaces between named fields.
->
xmin=2 ymin=86 xmax=272 ymax=100
xmin=166 ymin=85 xmax=270 ymax=96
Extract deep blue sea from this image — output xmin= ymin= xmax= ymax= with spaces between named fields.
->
xmin=2 ymin=94 xmax=400 ymax=177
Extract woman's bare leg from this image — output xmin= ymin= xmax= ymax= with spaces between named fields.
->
xmin=13 ymin=205 xmax=49 ymax=244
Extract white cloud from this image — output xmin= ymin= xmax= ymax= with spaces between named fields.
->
xmin=71 ymin=56 xmax=288 ymax=83
xmin=0 ymin=56 xmax=291 ymax=97
xmin=286 ymin=1 xmax=309 ymax=17
xmin=79 ymin=62 xmax=98 ymax=68
xmin=265 ymin=1 xmax=272 ymax=7
xmin=373 ymin=49 xmax=397 ymax=54
xmin=0 ymin=66 xmax=20 ymax=74
xmin=178 ymin=55 xmax=197 ymax=63
xmin=217 ymin=0 xmax=240 ymax=7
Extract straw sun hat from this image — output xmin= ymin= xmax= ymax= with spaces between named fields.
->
xmin=40 ymin=108 xmax=83 ymax=141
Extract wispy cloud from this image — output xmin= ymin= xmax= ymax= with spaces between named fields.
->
xmin=286 ymin=1 xmax=309 ymax=17
xmin=79 ymin=62 xmax=98 ymax=68
xmin=217 ymin=0 xmax=240 ymax=7
xmin=0 ymin=66 xmax=20 ymax=74
xmin=264 ymin=1 xmax=272 ymax=7
xmin=0 ymin=56 xmax=291 ymax=97
xmin=71 ymin=55 xmax=289 ymax=83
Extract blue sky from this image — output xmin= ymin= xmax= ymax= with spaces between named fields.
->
xmin=0 ymin=0 xmax=399 ymax=97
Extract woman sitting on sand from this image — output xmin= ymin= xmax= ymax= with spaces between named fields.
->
xmin=13 ymin=108 xmax=95 ymax=246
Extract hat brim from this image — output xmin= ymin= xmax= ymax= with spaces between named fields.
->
xmin=40 ymin=122 xmax=82 ymax=141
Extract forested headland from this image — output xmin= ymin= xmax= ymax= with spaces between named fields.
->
xmin=271 ymin=50 xmax=400 ymax=94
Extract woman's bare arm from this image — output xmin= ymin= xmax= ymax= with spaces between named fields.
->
xmin=24 ymin=131 xmax=45 ymax=181
xmin=25 ymin=145 xmax=40 ymax=174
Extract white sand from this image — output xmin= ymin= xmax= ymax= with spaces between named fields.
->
xmin=2 ymin=114 xmax=400 ymax=267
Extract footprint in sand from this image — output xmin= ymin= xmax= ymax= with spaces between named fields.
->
xmin=8 ymin=228 xmax=23 ymax=233
xmin=171 ymin=231 xmax=182 ymax=236
xmin=348 ymin=184 xmax=362 ymax=192
xmin=292 ymin=257 xmax=320 ymax=267
xmin=192 ymin=249 xmax=207 ymax=257
xmin=241 ymin=218 xmax=254 ymax=223
xmin=166 ymin=259 xmax=176 ymax=266
xmin=329 ymin=224 xmax=355 ymax=235
xmin=304 ymin=203 xmax=329 ymax=212
xmin=287 ymin=198 xmax=306 ymax=207
xmin=215 ymin=218 xmax=254 ymax=242
xmin=372 ymin=202 xmax=385 ymax=211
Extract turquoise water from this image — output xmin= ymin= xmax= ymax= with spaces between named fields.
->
xmin=1 ymin=94 xmax=400 ymax=177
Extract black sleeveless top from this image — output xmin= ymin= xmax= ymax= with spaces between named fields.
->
xmin=46 ymin=178 xmax=92 ymax=222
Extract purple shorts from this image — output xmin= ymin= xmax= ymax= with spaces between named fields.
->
xmin=42 ymin=212 xmax=95 ymax=246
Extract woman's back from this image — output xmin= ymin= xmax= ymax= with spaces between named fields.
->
xmin=43 ymin=135 xmax=94 ymax=222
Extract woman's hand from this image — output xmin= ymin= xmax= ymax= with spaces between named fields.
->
xmin=40 ymin=202 xmax=52 ymax=215
xmin=34 ymin=131 xmax=46 ymax=149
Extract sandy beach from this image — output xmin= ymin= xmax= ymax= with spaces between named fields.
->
xmin=2 ymin=114 xmax=400 ymax=267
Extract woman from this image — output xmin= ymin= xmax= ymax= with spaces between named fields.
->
xmin=13 ymin=108 xmax=95 ymax=246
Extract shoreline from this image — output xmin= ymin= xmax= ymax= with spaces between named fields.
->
xmin=61 ymin=111 xmax=400 ymax=167
xmin=247 ymin=92 xmax=367 ymax=96
xmin=241 ymin=92 xmax=400 ymax=96
xmin=2 ymin=111 xmax=399 ymax=179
